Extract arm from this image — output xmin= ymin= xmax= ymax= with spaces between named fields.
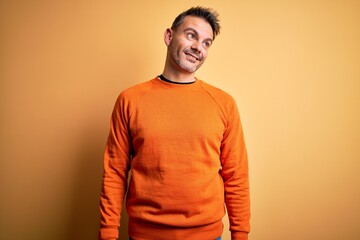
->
xmin=220 ymin=101 xmax=250 ymax=240
xmin=99 ymin=95 xmax=132 ymax=240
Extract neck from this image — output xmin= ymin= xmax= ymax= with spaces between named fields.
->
xmin=161 ymin=69 xmax=196 ymax=84
xmin=162 ymin=57 xmax=197 ymax=83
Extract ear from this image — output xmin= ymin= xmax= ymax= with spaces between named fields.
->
xmin=164 ymin=28 xmax=173 ymax=46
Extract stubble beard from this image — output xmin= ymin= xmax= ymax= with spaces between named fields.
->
xmin=172 ymin=49 xmax=203 ymax=73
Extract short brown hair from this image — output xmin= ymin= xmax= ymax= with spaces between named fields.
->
xmin=171 ymin=6 xmax=221 ymax=39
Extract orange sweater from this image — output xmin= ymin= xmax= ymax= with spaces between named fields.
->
xmin=99 ymin=77 xmax=250 ymax=240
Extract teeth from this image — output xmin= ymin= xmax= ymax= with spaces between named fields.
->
xmin=186 ymin=53 xmax=198 ymax=61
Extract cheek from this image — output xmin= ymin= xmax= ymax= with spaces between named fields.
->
xmin=172 ymin=41 xmax=186 ymax=53
xmin=201 ymin=51 xmax=208 ymax=61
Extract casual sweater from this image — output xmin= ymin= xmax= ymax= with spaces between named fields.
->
xmin=99 ymin=77 xmax=250 ymax=240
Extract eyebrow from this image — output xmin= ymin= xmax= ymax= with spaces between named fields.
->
xmin=184 ymin=27 xmax=213 ymax=42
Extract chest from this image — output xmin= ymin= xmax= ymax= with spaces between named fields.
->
xmin=129 ymin=91 xmax=226 ymax=148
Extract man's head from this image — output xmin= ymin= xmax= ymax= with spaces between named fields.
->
xmin=164 ymin=7 xmax=221 ymax=75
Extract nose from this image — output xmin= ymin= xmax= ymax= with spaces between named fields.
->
xmin=191 ymin=40 xmax=202 ymax=53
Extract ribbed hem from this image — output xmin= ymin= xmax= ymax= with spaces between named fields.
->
xmin=129 ymin=218 xmax=223 ymax=240
xmin=98 ymin=226 xmax=118 ymax=240
xmin=231 ymin=231 xmax=249 ymax=240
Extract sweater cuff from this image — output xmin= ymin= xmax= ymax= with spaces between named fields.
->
xmin=99 ymin=226 xmax=118 ymax=240
xmin=231 ymin=231 xmax=248 ymax=240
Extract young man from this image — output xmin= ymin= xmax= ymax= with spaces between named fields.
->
xmin=99 ymin=6 xmax=250 ymax=240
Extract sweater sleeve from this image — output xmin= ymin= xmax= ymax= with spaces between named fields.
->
xmin=220 ymin=99 xmax=250 ymax=240
xmin=99 ymin=94 xmax=132 ymax=240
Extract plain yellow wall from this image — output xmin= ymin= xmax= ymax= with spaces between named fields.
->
xmin=1 ymin=1 xmax=359 ymax=240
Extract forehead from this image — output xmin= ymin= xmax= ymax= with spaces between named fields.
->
xmin=178 ymin=16 xmax=214 ymax=39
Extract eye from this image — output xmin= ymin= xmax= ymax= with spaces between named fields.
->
xmin=186 ymin=33 xmax=195 ymax=40
xmin=203 ymin=41 xmax=212 ymax=48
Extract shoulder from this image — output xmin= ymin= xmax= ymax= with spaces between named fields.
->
xmin=118 ymin=79 xmax=155 ymax=101
xmin=112 ymin=79 xmax=155 ymax=115
xmin=200 ymin=81 xmax=237 ymax=109
xmin=200 ymin=81 xmax=242 ymax=127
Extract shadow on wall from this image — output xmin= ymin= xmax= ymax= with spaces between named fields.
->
xmin=61 ymin=124 xmax=122 ymax=239
xmin=64 ymin=128 xmax=104 ymax=239
xmin=63 ymin=125 xmax=130 ymax=240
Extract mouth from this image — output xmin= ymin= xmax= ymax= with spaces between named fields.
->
xmin=185 ymin=52 xmax=201 ymax=63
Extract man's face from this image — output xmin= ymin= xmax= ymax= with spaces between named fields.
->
xmin=166 ymin=16 xmax=214 ymax=73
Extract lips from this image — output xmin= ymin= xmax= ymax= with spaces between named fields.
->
xmin=184 ymin=51 xmax=202 ymax=61
xmin=186 ymin=54 xmax=198 ymax=63
xmin=186 ymin=53 xmax=199 ymax=60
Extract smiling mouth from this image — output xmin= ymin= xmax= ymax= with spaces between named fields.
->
xmin=185 ymin=53 xmax=200 ymax=62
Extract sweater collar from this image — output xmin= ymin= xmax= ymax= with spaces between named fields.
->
xmin=152 ymin=76 xmax=202 ymax=90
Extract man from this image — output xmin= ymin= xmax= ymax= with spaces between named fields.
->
xmin=99 ymin=6 xmax=250 ymax=240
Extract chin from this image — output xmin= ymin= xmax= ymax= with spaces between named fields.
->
xmin=182 ymin=66 xmax=198 ymax=73
xmin=185 ymin=62 xmax=203 ymax=73
xmin=175 ymin=58 xmax=202 ymax=73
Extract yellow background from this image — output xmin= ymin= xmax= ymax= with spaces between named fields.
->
xmin=1 ymin=0 xmax=359 ymax=239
